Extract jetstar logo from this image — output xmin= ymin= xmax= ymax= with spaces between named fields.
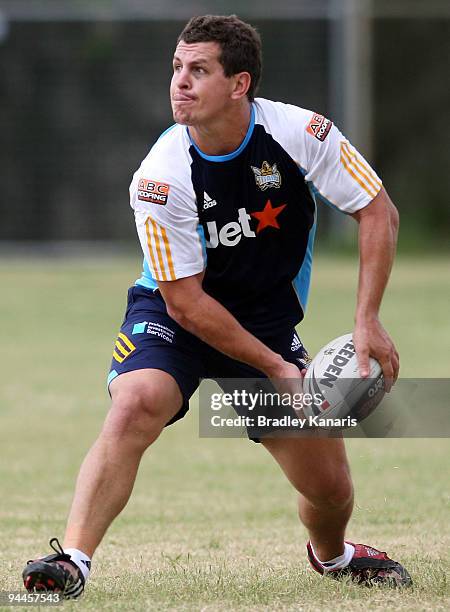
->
xmin=206 ymin=207 xmax=255 ymax=248
xmin=205 ymin=201 xmax=287 ymax=248
xmin=250 ymin=200 xmax=286 ymax=233
xmin=251 ymin=161 xmax=281 ymax=191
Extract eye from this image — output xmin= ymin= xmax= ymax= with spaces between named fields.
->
xmin=173 ymin=64 xmax=182 ymax=72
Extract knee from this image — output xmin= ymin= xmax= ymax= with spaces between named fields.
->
xmin=102 ymin=387 xmax=168 ymax=448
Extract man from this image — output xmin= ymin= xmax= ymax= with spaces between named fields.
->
xmin=23 ymin=15 xmax=411 ymax=598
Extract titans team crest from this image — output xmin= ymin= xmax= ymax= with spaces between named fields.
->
xmin=251 ymin=161 xmax=282 ymax=191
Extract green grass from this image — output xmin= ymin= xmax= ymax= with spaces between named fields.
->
xmin=0 ymin=255 xmax=449 ymax=611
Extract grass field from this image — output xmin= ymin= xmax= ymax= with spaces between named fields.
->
xmin=0 ymin=254 xmax=449 ymax=611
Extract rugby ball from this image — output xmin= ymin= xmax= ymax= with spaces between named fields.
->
xmin=302 ymin=333 xmax=385 ymax=426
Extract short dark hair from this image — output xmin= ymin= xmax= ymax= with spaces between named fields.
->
xmin=177 ymin=15 xmax=262 ymax=101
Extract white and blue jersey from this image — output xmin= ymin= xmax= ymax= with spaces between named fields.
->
xmin=130 ymin=98 xmax=381 ymax=335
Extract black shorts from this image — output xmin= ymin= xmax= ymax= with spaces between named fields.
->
xmin=108 ymin=286 xmax=309 ymax=437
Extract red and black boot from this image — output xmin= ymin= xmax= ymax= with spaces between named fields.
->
xmin=23 ymin=538 xmax=85 ymax=599
xmin=307 ymin=541 xmax=412 ymax=587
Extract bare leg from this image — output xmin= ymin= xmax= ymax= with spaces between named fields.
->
xmin=63 ymin=369 xmax=183 ymax=557
xmin=261 ymin=437 xmax=353 ymax=561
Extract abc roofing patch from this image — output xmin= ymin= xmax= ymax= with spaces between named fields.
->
xmin=137 ymin=178 xmax=170 ymax=205
xmin=306 ymin=113 xmax=333 ymax=142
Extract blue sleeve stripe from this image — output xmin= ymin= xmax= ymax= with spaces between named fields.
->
xmin=135 ymin=258 xmax=158 ymax=290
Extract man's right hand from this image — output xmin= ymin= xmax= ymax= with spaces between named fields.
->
xmin=266 ymin=359 xmax=307 ymax=417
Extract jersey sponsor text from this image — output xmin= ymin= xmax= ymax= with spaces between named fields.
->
xmin=306 ymin=113 xmax=333 ymax=142
xmin=137 ymin=179 xmax=170 ymax=205
xmin=206 ymin=207 xmax=255 ymax=248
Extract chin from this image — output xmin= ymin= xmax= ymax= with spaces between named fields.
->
xmin=172 ymin=110 xmax=193 ymax=126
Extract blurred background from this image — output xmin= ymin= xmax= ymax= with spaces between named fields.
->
xmin=0 ymin=0 xmax=449 ymax=251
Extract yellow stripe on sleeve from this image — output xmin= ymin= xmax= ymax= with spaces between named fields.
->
xmin=145 ymin=214 xmax=176 ymax=281
xmin=341 ymin=145 xmax=377 ymax=198
xmin=149 ymin=217 xmax=167 ymax=281
xmin=347 ymin=146 xmax=382 ymax=191
xmin=340 ymin=142 xmax=381 ymax=199
xmin=160 ymin=227 xmax=176 ymax=280
xmin=145 ymin=217 xmax=160 ymax=278
xmin=341 ymin=152 xmax=375 ymax=198
xmin=341 ymin=142 xmax=381 ymax=195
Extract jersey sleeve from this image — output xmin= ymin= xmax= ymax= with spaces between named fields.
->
xmin=259 ymin=100 xmax=383 ymax=214
xmin=130 ymin=163 xmax=205 ymax=282
xmin=301 ymin=111 xmax=382 ymax=213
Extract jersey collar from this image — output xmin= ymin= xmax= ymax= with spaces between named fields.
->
xmin=186 ymin=104 xmax=255 ymax=162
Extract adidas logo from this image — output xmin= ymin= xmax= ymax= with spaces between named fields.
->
xmin=291 ymin=333 xmax=302 ymax=352
xmin=203 ymin=192 xmax=217 ymax=210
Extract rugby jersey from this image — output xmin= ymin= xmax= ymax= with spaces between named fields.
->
xmin=130 ymin=98 xmax=381 ymax=334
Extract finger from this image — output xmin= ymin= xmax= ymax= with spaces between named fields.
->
xmin=356 ymin=346 xmax=370 ymax=378
xmin=381 ymin=360 xmax=394 ymax=393
xmin=392 ymin=350 xmax=400 ymax=383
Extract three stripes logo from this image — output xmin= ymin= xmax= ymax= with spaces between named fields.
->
xmin=340 ymin=141 xmax=382 ymax=199
xmin=113 ymin=332 xmax=136 ymax=363
xmin=145 ymin=215 xmax=176 ymax=281
xmin=291 ymin=333 xmax=303 ymax=352
xmin=203 ymin=192 xmax=217 ymax=210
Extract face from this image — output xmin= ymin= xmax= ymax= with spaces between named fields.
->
xmin=170 ymin=41 xmax=238 ymax=126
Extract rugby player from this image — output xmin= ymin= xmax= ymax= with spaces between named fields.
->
xmin=23 ymin=15 xmax=411 ymax=597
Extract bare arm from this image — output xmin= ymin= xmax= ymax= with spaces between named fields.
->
xmin=350 ymin=186 xmax=400 ymax=388
xmin=157 ymin=274 xmax=301 ymax=380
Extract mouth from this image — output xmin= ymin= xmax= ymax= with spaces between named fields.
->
xmin=172 ymin=93 xmax=196 ymax=103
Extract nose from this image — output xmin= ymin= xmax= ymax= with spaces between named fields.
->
xmin=173 ymin=66 xmax=191 ymax=90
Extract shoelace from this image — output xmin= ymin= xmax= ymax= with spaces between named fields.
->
xmin=27 ymin=538 xmax=70 ymax=565
xmin=49 ymin=538 xmax=65 ymax=556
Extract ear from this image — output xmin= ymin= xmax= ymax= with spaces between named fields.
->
xmin=230 ymin=72 xmax=251 ymax=100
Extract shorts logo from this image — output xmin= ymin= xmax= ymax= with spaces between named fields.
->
xmin=132 ymin=321 xmax=148 ymax=335
xmin=137 ymin=178 xmax=170 ymax=205
xmin=147 ymin=322 xmax=175 ymax=343
xmin=251 ymin=161 xmax=281 ymax=191
xmin=113 ymin=332 xmax=136 ymax=363
xmin=291 ymin=333 xmax=303 ymax=352
xmin=306 ymin=113 xmax=333 ymax=141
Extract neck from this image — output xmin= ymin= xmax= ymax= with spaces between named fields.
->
xmin=189 ymin=100 xmax=252 ymax=156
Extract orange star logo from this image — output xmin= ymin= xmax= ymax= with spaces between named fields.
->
xmin=250 ymin=200 xmax=287 ymax=234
